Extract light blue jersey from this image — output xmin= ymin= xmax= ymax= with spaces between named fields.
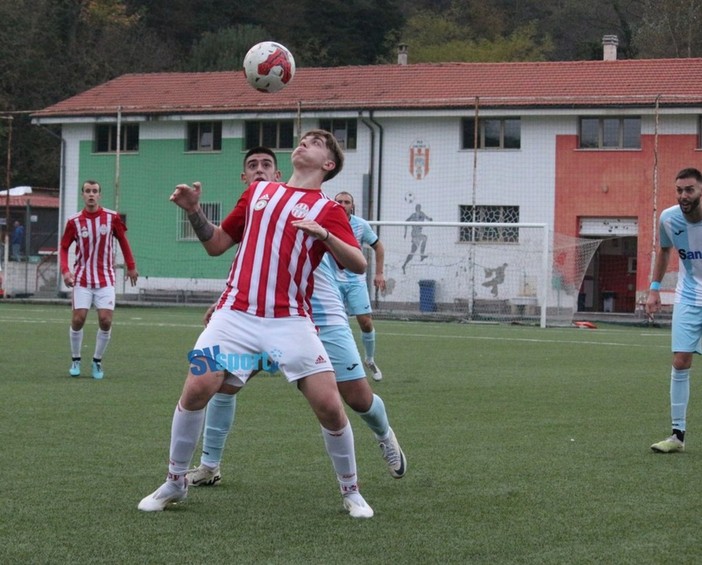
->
xmin=310 ymin=254 xmax=348 ymax=326
xmin=333 ymin=215 xmax=378 ymax=284
xmin=660 ymin=204 xmax=702 ymax=305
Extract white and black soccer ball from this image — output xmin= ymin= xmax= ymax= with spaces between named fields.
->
xmin=404 ymin=192 xmax=415 ymax=204
xmin=243 ymin=41 xmax=296 ymax=93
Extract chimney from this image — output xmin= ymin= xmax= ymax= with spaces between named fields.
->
xmin=398 ymin=43 xmax=408 ymax=65
xmin=602 ymin=35 xmax=618 ymax=61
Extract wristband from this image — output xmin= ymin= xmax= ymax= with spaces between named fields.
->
xmin=650 ymin=281 xmax=661 ymax=291
xmin=321 ymin=229 xmax=330 ymax=242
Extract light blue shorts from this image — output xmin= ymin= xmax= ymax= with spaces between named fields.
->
xmin=319 ymin=325 xmax=366 ymax=382
xmin=672 ymin=302 xmax=702 ymax=354
xmin=338 ymin=280 xmax=372 ymax=316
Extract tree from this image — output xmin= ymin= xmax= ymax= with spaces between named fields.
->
xmin=0 ymin=0 xmax=177 ymax=187
xmin=401 ymin=11 xmax=553 ymax=63
xmin=185 ymin=25 xmax=272 ymax=72
xmin=633 ymin=0 xmax=702 ymax=57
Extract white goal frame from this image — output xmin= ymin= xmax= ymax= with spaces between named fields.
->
xmin=368 ymin=221 xmax=553 ymax=328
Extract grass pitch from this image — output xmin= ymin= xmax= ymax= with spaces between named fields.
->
xmin=0 ymin=303 xmax=697 ymax=564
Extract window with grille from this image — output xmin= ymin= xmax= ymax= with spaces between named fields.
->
xmin=459 ymin=205 xmax=520 ymax=242
xmin=461 ymin=118 xmax=520 ymax=149
xmin=579 ymin=117 xmax=640 ymax=149
xmin=187 ymin=122 xmax=222 ymax=151
xmin=178 ymin=202 xmax=222 ymax=241
xmin=245 ymin=120 xmax=294 ymax=149
xmin=94 ymin=124 xmax=139 ymax=153
xmin=319 ymin=119 xmax=357 ymax=150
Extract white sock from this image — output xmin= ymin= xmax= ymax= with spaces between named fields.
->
xmin=168 ymin=402 xmax=206 ymax=484
xmin=321 ymin=421 xmax=358 ymax=495
xmin=93 ymin=329 xmax=111 ymax=360
xmin=69 ymin=327 xmax=83 ymax=358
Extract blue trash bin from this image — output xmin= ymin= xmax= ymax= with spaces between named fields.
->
xmin=418 ymin=279 xmax=437 ymax=312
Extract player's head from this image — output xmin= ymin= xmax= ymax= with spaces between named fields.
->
xmin=81 ymin=180 xmax=101 ymax=193
xmin=675 ymin=167 xmax=702 ymax=216
xmin=297 ymin=129 xmax=344 ymax=182
xmin=81 ymin=180 xmax=101 ymax=211
xmin=334 ymin=191 xmax=355 ymax=217
xmin=242 ymin=147 xmax=281 ymax=185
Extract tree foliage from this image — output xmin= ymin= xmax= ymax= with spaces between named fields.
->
xmin=402 ymin=11 xmax=553 ymax=62
xmin=3 ymin=0 xmax=702 ymax=187
xmin=186 ymin=25 xmax=272 ymax=72
xmin=634 ymin=0 xmax=702 ymax=58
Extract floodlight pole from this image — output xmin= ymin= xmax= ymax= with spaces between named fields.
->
xmin=2 ymin=115 xmax=12 ymax=267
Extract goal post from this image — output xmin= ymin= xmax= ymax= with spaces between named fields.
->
xmin=367 ymin=220 xmax=601 ymax=328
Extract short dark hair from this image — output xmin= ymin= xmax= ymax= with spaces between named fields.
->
xmin=676 ymin=168 xmax=702 ymax=182
xmin=82 ymin=180 xmax=101 ymax=192
xmin=243 ymin=146 xmax=277 ymax=168
xmin=334 ymin=191 xmax=354 ymax=203
xmin=300 ymin=129 xmax=344 ymax=182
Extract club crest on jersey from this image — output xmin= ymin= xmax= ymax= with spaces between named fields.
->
xmin=290 ymin=203 xmax=310 ymax=219
xmin=80 ymin=228 xmax=89 ymax=238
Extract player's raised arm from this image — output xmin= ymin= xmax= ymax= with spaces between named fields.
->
xmin=292 ymin=219 xmax=367 ymax=274
xmin=170 ymin=182 xmax=235 ymax=256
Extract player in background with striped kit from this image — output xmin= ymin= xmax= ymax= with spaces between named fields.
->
xmin=139 ymin=130 xmax=375 ymax=518
xmin=59 ymin=180 xmax=138 ymax=379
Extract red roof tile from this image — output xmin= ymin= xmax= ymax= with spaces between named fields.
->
xmin=1 ymin=194 xmax=59 ymax=208
xmin=32 ymin=58 xmax=702 ymax=119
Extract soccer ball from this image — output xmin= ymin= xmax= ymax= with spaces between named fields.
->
xmin=243 ymin=41 xmax=296 ymax=93
xmin=404 ymin=192 xmax=415 ymax=204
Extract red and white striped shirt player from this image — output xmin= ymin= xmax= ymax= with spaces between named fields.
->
xmin=60 ymin=206 xmax=136 ymax=288
xmin=216 ymin=179 xmax=357 ymax=318
xmin=139 ymin=130 xmax=375 ymax=519
xmin=59 ymin=180 xmax=138 ymax=381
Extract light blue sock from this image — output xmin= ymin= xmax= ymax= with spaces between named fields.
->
xmin=201 ymin=393 xmax=237 ymax=468
xmin=361 ymin=329 xmax=376 ymax=360
xmin=358 ymin=394 xmax=389 ymax=438
xmin=671 ymin=367 xmax=690 ymax=432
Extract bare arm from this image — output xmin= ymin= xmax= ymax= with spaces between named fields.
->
xmin=645 ymin=246 xmax=671 ymax=314
xmin=371 ymin=240 xmax=386 ymax=290
xmin=171 ymin=182 xmax=236 ymax=256
xmin=292 ymin=219 xmax=367 ymax=274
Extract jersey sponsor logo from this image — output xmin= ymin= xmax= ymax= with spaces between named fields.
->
xmin=678 ymin=249 xmax=702 ymax=260
xmin=291 ymin=203 xmax=310 ymax=219
xmin=99 ymin=224 xmax=109 ymax=235
xmin=254 ymin=198 xmax=268 ymax=211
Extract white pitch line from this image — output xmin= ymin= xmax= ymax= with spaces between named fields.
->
xmin=379 ymin=331 xmax=667 ymax=348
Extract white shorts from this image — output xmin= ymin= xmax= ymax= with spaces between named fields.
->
xmin=72 ymin=285 xmax=116 ymax=310
xmin=191 ymin=309 xmax=333 ymax=385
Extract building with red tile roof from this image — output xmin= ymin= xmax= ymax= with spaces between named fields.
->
xmin=32 ymin=53 xmax=702 ymax=321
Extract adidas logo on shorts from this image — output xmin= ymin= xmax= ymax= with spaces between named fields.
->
xmin=315 ymin=355 xmax=326 ymax=364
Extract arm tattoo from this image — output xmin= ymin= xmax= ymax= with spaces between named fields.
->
xmin=188 ymin=208 xmax=215 ymax=242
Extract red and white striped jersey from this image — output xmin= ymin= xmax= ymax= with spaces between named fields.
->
xmin=60 ymin=207 xmax=136 ymax=288
xmin=217 ymin=181 xmax=359 ymax=318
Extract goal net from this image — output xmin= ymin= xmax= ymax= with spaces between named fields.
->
xmin=367 ymin=221 xmax=602 ymax=327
